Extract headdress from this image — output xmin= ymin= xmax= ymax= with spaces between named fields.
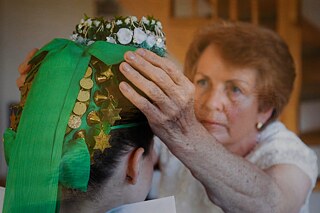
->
xmin=3 ymin=15 xmax=166 ymax=213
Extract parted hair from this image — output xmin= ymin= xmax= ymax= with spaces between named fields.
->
xmin=184 ymin=21 xmax=296 ymax=126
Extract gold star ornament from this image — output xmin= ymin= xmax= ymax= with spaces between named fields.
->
xmin=93 ymin=130 xmax=111 ymax=152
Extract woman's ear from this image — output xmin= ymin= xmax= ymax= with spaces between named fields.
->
xmin=257 ymin=107 xmax=273 ymax=128
xmin=126 ymin=147 xmax=145 ymax=185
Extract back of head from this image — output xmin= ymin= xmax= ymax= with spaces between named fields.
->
xmin=184 ymin=21 xmax=295 ymax=125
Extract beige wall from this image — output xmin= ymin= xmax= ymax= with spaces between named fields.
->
xmin=0 ymin=0 xmax=94 ymax=178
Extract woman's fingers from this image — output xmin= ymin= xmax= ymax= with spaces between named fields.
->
xmin=120 ymin=50 xmax=195 ymax=116
xmin=135 ymin=49 xmax=187 ymax=86
xmin=123 ymin=51 xmax=176 ymax=95
xmin=16 ymin=48 xmax=38 ymax=88
xmin=119 ymin=62 xmax=177 ymax=114
xmin=18 ymin=48 xmax=38 ymax=75
xmin=119 ymin=81 xmax=162 ymax=123
xmin=16 ymin=75 xmax=27 ymax=88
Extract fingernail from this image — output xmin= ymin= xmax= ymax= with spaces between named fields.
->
xmin=119 ymin=82 xmax=129 ymax=91
xmin=136 ymin=49 xmax=145 ymax=56
xmin=122 ymin=63 xmax=131 ymax=72
xmin=126 ymin=51 xmax=136 ymax=60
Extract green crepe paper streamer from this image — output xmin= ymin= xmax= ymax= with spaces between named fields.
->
xmin=3 ymin=129 xmax=16 ymax=165
xmin=59 ymin=138 xmax=90 ymax=191
xmin=3 ymin=38 xmax=137 ymax=213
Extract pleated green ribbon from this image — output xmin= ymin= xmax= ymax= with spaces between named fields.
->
xmin=3 ymin=39 xmax=136 ymax=213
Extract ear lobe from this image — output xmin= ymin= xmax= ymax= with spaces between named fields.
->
xmin=126 ymin=147 xmax=145 ymax=185
xmin=258 ymin=107 xmax=273 ymax=126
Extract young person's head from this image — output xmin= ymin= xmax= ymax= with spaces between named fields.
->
xmin=3 ymin=16 xmax=165 ymax=213
xmin=61 ymin=112 xmax=155 ymax=212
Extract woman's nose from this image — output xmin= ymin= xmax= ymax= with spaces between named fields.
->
xmin=203 ymin=88 xmax=226 ymax=111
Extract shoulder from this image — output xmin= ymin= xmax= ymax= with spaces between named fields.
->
xmin=246 ymin=121 xmax=318 ymax=186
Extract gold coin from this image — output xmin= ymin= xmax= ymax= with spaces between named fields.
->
xmin=84 ymin=67 xmax=93 ymax=78
xmin=73 ymin=102 xmax=87 ymax=116
xmin=77 ymin=90 xmax=90 ymax=102
xmin=68 ymin=115 xmax=82 ymax=129
xmin=80 ymin=78 xmax=94 ymax=90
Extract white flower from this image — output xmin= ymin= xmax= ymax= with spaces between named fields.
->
xmin=70 ymin=34 xmax=78 ymax=41
xmin=131 ymin=16 xmax=138 ymax=22
xmin=106 ymin=37 xmax=116 ymax=44
xmin=77 ymin=36 xmax=85 ymax=43
xmin=146 ymin=35 xmax=156 ymax=47
xmin=80 ymin=19 xmax=85 ymax=24
xmin=156 ymin=21 xmax=162 ymax=29
xmin=106 ymin=23 xmax=111 ymax=29
xmin=133 ymin=28 xmax=147 ymax=44
xmin=116 ymin=28 xmax=133 ymax=44
xmin=156 ymin=37 xmax=165 ymax=48
xmin=141 ymin=16 xmax=150 ymax=25
xmin=151 ymin=20 xmax=155 ymax=25
xmin=93 ymin=20 xmax=100 ymax=27
xmin=125 ymin=18 xmax=131 ymax=25
xmin=78 ymin=24 xmax=83 ymax=30
xmin=85 ymin=19 xmax=92 ymax=26
xmin=116 ymin=20 xmax=123 ymax=25
xmin=87 ymin=40 xmax=95 ymax=45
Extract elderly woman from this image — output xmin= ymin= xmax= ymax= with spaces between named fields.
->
xmin=118 ymin=22 xmax=318 ymax=213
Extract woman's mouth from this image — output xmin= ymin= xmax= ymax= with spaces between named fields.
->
xmin=201 ymin=120 xmax=226 ymax=129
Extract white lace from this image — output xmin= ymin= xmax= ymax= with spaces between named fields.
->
xmin=246 ymin=121 xmax=318 ymax=213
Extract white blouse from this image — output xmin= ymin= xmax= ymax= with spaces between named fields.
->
xmin=153 ymin=121 xmax=318 ymax=213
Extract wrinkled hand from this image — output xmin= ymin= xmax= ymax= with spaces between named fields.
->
xmin=119 ymin=49 xmax=199 ymax=147
xmin=16 ymin=48 xmax=38 ymax=88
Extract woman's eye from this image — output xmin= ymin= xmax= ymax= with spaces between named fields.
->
xmin=231 ymin=86 xmax=241 ymax=94
xmin=196 ymin=79 xmax=208 ymax=88
xmin=226 ymin=84 xmax=243 ymax=98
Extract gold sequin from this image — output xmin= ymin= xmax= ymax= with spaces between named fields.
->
xmin=73 ymin=102 xmax=87 ymax=116
xmin=80 ymin=78 xmax=94 ymax=90
xmin=77 ymin=90 xmax=90 ymax=102
xmin=84 ymin=67 xmax=93 ymax=78
xmin=68 ymin=115 xmax=82 ymax=129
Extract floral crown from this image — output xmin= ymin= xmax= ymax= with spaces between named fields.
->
xmin=70 ymin=15 xmax=166 ymax=56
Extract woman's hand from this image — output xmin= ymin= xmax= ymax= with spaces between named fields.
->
xmin=16 ymin=48 xmax=38 ymax=88
xmin=119 ymin=49 xmax=201 ymax=148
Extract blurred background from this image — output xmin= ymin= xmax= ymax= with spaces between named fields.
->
xmin=0 ymin=0 xmax=319 ymax=211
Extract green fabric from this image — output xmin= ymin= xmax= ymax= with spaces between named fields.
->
xmin=59 ymin=138 xmax=90 ymax=191
xmin=3 ymin=39 xmax=137 ymax=213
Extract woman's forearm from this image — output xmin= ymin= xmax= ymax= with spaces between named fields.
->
xmin=164 ymin=122 xmax=284 ymax=213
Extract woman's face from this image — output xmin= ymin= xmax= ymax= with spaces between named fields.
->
xmin=193 ymin=45 xmax=269 ymax=156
